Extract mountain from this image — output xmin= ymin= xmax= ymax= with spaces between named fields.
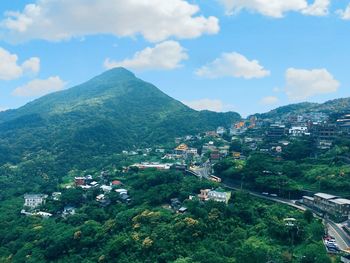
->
xmin=255 ymin=98 xmax=350 ymax=120
xmin=0 ymin=68 xmax=240 ymax=166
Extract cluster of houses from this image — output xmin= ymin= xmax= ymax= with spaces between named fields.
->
xmin=21 ymin=193 xmax=74 ymax=218
xmin=303 ymin=193 xmax=350 ymax=220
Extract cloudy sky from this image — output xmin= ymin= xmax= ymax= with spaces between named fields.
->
xmin=0 ymin=0 xmax=349 ymax=116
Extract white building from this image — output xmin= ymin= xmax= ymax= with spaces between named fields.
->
xmin=208 ymin=190 xmax=231 ymax=204
xmin=24 ymin=194 xmax=48 ymax=208
xmin=289 ymin=126 xmax=309 ymax=137
xmin=216 ymin=127 xmax=226 ymax=136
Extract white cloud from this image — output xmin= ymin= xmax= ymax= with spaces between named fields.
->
xmin=260 ymin=96 xmax=279 ymax=105
xmin=337 ymin=4 xmax=350 ymax=20
xmin=183 ymin=99 xmax=223 ymax=112
xmin=21 ymin=57 xmax=40 ymax=74
xmin=12 ymin=76 xmax=66 ymax=97
xmin=285 ymin=68 xmax=340 ymax=100
xmin=0 ymin=47 xmax=40 ymax=80
xmin=195 ymin=52 xmax=270 ymax=79
xmin=104 ymin=41 xmax=188 ymax=71
xmin=1 ymin=0 xmax=219 ymax=43
xmin=218 ymin=0 xmax=330 ymax=18
xmin=302 ymin=0 xmax=330 ymax=16
xmin=182 ymin=98 xmax=235 ymax=112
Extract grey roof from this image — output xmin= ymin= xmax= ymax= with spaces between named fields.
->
xmin=314 ymin=193 xmax=338 ymax=200
xmin=329 ymin=198 xmax=350 ymax=205
xmin=24 ymin=194 xmax=47 ymax=199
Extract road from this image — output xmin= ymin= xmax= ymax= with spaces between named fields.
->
xmin=188 ymin=161 xmax=212 ymax=179
xmin=189 ymin=164 xmax=350 ymax=251
xmin=327 ymin=221 xmax=350 ymax=250
xmin=222 ymin=181 xmax=350 ymax=252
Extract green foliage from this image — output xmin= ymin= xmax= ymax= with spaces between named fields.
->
xmin=0 ymin=170 xmax=330 ymax=262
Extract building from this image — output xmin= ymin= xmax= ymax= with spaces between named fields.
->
xmin=111 ymin=180 xmax=122 ymax=186
xmin=174 ymin=143 xmax=189 ymax=155
xmin=267 ymin=124 xmax=286 ymax=138
xmin=337 ymin=114 xmax=350 ymax=137
xmin=74 ymin=177 xmax=86 ymax=187
xmin=327 ymin=199 xmax=350 ymax=218
xmin=302 ymin=196 xmax=314 ymax=207
xmin=216 ymin=126 xmax=226 ymax=136
xmin=313 ymin=193 xmax=338 ymax=211
xmin=52 ymin=192 xmax=62 ymax=201
xmin=24 ymin=194 xmax=48 ymax=209
xmin=208 ymin=190 xmax=231 ymax=204
xmin=132 ymin=162 xmax=172 ymax=170
xmin=198 ymin=189 xmax=231 ymax=204
xmin=289 ymin=126 xmax=309 ymax=137
xmin=312 ymin=123 xmax=338 ymax=141
xmin=307 ymin=193 xmax=350 ymax=218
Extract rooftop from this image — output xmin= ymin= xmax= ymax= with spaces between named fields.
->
xmin=314 ymin=193 xmax=338 ymax=200
xmin=329 ymin=198 xmax=350 ymax=205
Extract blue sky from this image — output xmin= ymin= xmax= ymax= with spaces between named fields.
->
xmin=0 ymin=0 xmax=350 ymax=116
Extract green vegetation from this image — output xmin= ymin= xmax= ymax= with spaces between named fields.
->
xmin=215 ymin=137 xmax=350 ymax=197
xmin=0 ymin=68 xmax=240 ymax=169
xmin=0 ymin=169 xmax=330 ymax=263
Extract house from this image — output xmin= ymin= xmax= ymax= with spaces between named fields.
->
xmin=90 ymin=181 xmax=99 ymax=187
xmin=170 ymin=198 xmax=182 ymax=210
xmin=96 ymin=194 xmax=105 ymax=202
xmin=208 ymin=189 xmax=231 ymax=204
xmin=111 ymin=180 xmax=122 ymax=186
xmin=198 ymin=189 xmax=231 ymax=204
xmin=210 ymin=151 xmax=221 ymax=161
xmin=115 ymin=189 xmax=128 ymax=195
xmin=52 ymin=192 xmax=62 ymax=201
xmin=120 ymin=193 xmax=131 ymax=203
xmin=63 ymin=206 xmax=76 ymax=217
xmin=24 ymin=194 xmax=48 ymax=209
xmin=74 ymin=177 xmax=86 ymax=186
xmin=216 ymin=126 xmax=226 ymax=136
xmin=174 ymin=143 xmax=189 ymax=155
xmin=289 ymin=126 xmax=309 ymax=137
xmin=101 ymin=185 xmax=112 ymax=193
xmin=36 ymin=211 xmax=52 ymax=218
xmin=178 ymin=207 xmax=187 ymax=213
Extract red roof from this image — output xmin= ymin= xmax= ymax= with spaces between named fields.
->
xmin=112 ymin=180 xmax=122 ymax=185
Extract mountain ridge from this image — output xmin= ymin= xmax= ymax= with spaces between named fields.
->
xmin=0 ymin=68 xmax=240 ymax=167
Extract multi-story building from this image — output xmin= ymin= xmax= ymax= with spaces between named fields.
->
xmin=24 ymin=194 xmax=48 ymax=209
xmin=208 ymin=190 xmax=231 ymax=204
xmin=305 ymin=193 xmax=350 ymax=219
xmin=289 ymin=126 xmax=309 ymax=137
xmin=337 ymin=114 xmax=350 ymax=137
xmin=267 ymin=124 xmax=286 ymax=139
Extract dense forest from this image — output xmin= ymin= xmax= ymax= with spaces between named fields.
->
xmin=0 ymin=169 xmax=331 ymax=263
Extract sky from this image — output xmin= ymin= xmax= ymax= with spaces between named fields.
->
xmin=0 ymin=0 xmax=350 ymax=117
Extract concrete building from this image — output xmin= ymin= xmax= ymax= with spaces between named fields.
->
xmin=208 ymin=190 xmax=231 ymax=204
xmin=289 ymin=126 xmax=309 ymax=137
xmin=24 ymin=194 xmax=48 ymax=209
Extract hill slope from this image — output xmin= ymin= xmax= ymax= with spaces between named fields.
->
xmin=0 ymin=68 xmax=240 ymax=166
xmin=255 ymin=98 xmax=350 ymax=120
